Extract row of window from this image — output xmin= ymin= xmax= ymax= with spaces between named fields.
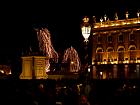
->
xmin=96 ymin=45 xmax=136 ymax=53
xmin=95 ymin=51 xmax=137 ymax=62
xmin=95 ymin=45 xmax=138 ymax=62
xmin=97 ymin=34 xmax=135 ymax=43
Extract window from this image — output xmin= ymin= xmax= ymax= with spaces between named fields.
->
xmin=118 ymin=34 xmax=123 ymax=42
xmin=107 ymin=47 xmax=114 ymax=61
xmin=129 ymin=34 xmax=135 ymax=41
xmin=107 ymin=35 xmax=112 ymax=43
xmin=129 ymin=46 xmax=136 ymax=60
xmin=97 ymin=36 xmax=102 ymax=43
xmin=96 ymin=48 xmax=103 ymax=62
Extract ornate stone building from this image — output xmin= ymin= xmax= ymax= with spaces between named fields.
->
xmin=82 ymin=11 xmax=140 ymax=79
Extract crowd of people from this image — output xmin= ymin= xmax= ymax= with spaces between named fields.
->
xmin=0 ymin=79 xmax=140 ymax=105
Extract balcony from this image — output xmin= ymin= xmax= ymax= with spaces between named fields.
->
xmin=93 ymin=18 xmax=140 ymax=29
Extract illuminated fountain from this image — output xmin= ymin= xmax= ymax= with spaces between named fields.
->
xmin=36 ymin=28 xmax=59 ymax=72
xmin=62 ymin=46 xmax=80 ymax=72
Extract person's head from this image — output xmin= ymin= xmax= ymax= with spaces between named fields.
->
xmin=81 ymin=95 xmax=87 ymax=103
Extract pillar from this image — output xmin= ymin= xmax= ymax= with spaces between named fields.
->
xmin=136 ymin=64 xmax=140 ymax=78
xmin=20 ymin=56 xmax=33 ymax=79
xmin=113 ymin=65 xmax=117 ymax=78
xmin=124 ymin=65 xmax=128 ymax=79
xmin=93 ymin=65 xmax=96 ymax=79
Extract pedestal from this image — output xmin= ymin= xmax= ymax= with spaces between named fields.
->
xmin=20 ymin=56 xmax=48 ymax=79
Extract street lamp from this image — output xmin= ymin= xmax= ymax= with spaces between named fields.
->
xmin=125 ymin=11 xmax=129 ymax=19
xmin=81 ymin=16 xmax=91 ymax=80
xmin=81 ymin=16 xmax=91 ymax=42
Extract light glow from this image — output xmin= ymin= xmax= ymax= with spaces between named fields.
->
xmin=88 ymin=67 xmax=90 ymax=72
xmin=81 ymin=26 xmax=91 ymax=42
xmin=100 ymin=72 xmax=103 ymax=75
xmin=62 ymin=46 xmax=80 ymax=72
xmin=93 ymin=18 xmax=140 ymax=28
xmin=0 ymin=70 xmax=4 ymax=73
xmin=36 ymin=28 xmax=59 ymax=72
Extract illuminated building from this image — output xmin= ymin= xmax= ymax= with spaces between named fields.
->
xmin=82 ymin=11 xmax=140 ymax=79
xmin=20 ymin=56 xmax=48 ymax=79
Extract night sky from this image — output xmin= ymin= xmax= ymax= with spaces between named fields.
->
xmin=0 ymin=0 xmax=139 ymax=72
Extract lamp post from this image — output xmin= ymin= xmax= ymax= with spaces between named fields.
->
xmin=81 ymin=16 xmax=91 ymax=42
xmin=81 ymin=16 xmax=91 ymax=80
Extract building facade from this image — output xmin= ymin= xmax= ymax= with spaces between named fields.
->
xmin=82 ymin=12 xmax=140 ymax=79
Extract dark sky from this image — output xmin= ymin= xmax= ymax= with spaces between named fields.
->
xmin=0 ymin=0 xmax=139 ymax=65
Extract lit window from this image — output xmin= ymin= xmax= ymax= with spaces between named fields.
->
xmin=129 ymin=46 xmax=136 ymax=61
xmin=107 ymin=47 xmax=114 ymax=62
xmin=96 ymin=48 xmax=103 ymax=62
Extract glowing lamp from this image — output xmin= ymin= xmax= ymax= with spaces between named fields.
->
xmin=137 ymin=11 xmax=140 ymax=18
xmin=81 ymin=25 xmax=91 ymax=42
xmin=104 ymin=14 xmax=107 ymax=21
xmin=88 ymin=67 xmax=90 ymax=72
xmin=81 ymin=17 xmax=91 ymax=42
xmin=100 ymin=72 xmax=103 ymax=75
xmin=125 ymin=11 xmax=129 ymax=19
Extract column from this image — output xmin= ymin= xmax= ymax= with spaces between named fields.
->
xmin=113 ymin=65 xmax=117 ymax=78
xmin=136 ymin=64 xmax=140 ymax=78
xmin=93 ymin=65 xmax=96 ymax=79
xmin=124 ymin=65 xmax=128 ymax=79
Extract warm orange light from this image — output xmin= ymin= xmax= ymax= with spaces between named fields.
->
xmin=0 ymin=70 xmax=4 ymax=73
xmin=81 ymin=26 xmax=91 ymax=42
xmin=71 ymin=61 xmax=74 ymax=64
xmin=123 ymin=60 xmax=129 ymax=64
xmin=138 ymin=60 xmax=140 ymax=63
xmin=93 ymin=18 xmax=140 ymax=28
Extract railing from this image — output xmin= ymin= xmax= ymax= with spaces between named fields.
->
xmin=94 ymin=18 xmax=140 ymax=28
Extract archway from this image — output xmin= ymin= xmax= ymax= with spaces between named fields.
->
xmin=117 ymin=46 xmax=125 ymax=61
xmin=96 ymin=47 xmax=103 ymax=62
xmin=106 ymin=47 xmax=114 ymax=62
xmin=128 ymin=45 xmax=136 ymax=60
